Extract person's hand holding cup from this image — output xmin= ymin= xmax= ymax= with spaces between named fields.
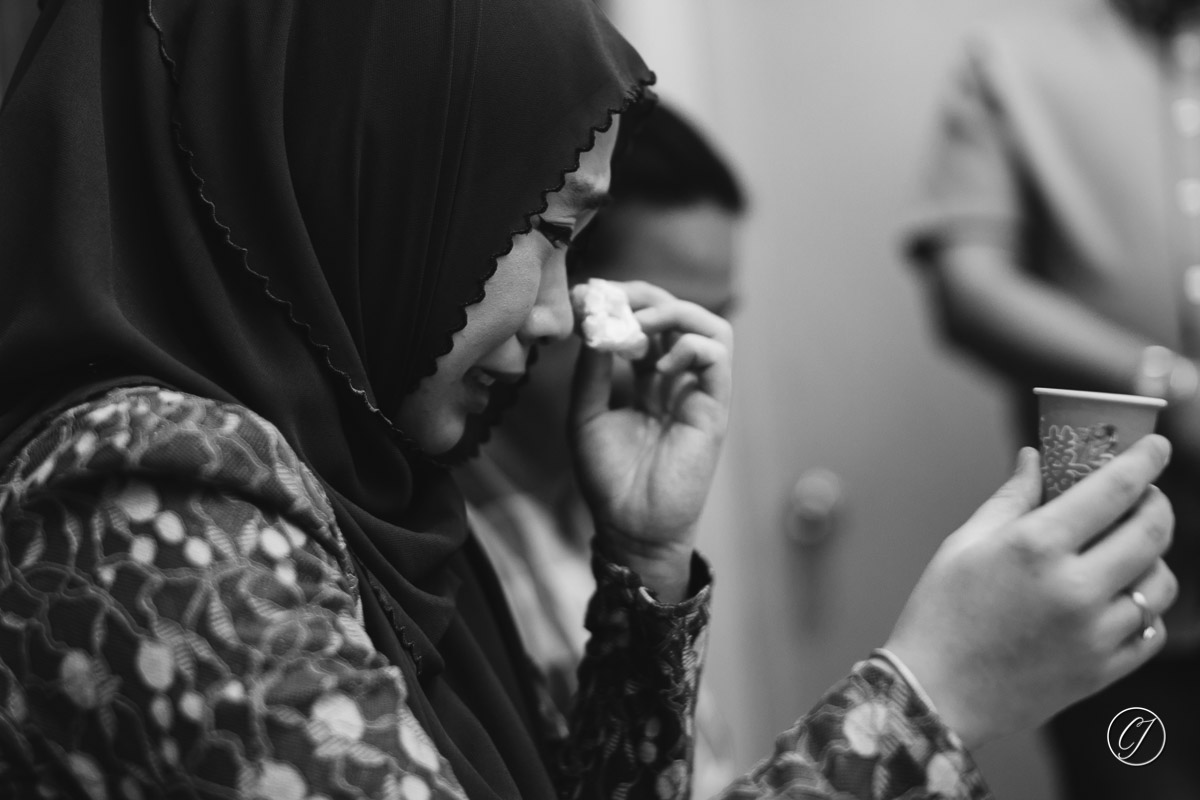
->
xmin=1035 ymin=388 xmax=1167 ymax=501
xmin=884 ymin=416 xmax=1176 ymax=750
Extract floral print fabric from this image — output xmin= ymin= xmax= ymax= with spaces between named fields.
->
xmin=0 ymin=387 xmax=464 ymax=800
xmin=0 ymin=386 xmax=991 ymax=799
xmin=717 ymin=660 xmax=992 ymax=800
xmin=558 ymin=556 xmax=711 ymax=800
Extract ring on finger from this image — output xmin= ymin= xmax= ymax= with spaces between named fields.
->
xmin=1126 ymin=588 xmax=1157 ymax=642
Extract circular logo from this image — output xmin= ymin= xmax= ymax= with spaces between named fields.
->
xmin=1107 ymin=707 xmax=1166 ymax=766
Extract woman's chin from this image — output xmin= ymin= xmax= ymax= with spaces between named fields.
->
xmin=420 ymin=423 xmax=468 ymax=458
xmin=434 ymin=411 xmax=503 ymax=465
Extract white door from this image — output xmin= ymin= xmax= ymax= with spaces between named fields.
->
xmin=608 ymin=2 xmax=1081 ymax=798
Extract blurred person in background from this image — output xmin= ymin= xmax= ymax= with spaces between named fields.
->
xmin=456 ymin=101 xmax=745 ymax=798
xmin=907 ymin=1 xmax=1200 ymax=797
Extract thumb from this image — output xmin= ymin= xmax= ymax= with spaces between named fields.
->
xmin=963 ymin=447 xmax=1043 ymax=530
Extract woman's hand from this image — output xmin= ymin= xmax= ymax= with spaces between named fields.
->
xmin=885 ymin=435 xmax=1177 ymax=751
xmin=569 ymin=281 xmax=733 ymax=603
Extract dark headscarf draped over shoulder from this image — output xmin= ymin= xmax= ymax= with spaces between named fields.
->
xmin=0 ymin=1 xmax=652 ymax=797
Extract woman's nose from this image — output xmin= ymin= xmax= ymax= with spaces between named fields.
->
xmin=521 ymin=256 xmax=574 ymax=345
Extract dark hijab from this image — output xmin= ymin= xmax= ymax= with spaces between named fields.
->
xmin=0 ymin=1 xmax=652 ymax=797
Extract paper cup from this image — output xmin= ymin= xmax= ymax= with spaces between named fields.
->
xmin=1035 ymin=388 xmax=1166 ymax=502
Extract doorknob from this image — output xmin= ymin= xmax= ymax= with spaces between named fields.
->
xmin=785 ymin=468 xmax=844 ymax=547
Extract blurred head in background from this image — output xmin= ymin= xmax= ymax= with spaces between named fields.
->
xmin=577 ymin=100 xmax=746 ymax=315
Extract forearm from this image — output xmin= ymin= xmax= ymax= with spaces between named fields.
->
xmin=932 ymin=243 xmax=1154 ymax=392
xmin=932 ymin=243 xmax=1200 ymax=470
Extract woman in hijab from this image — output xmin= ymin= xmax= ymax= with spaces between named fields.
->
xmin=0 ymin=1 xmax=1179 ymax=799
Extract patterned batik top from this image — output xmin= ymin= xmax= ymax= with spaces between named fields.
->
xmin=0 ymin=386 xmax=992 ymax=800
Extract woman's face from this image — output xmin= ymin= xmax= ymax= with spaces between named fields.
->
xmin=395 ymin=119 xmax=620 ymax=455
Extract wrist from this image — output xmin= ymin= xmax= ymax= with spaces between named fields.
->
xmin=882 ymin=637 xmax=989 ymax=751
xmin=594 ymin=531 xmax=694 ymax=603
xmin=871 ymin=647 xmax=943 ymax=718
xmin=1134 ymin=345 xmax=1200 ymax=404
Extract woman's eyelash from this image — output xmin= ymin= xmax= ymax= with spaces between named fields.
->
xmin=536 ymin=220 xmax=574 ymax=249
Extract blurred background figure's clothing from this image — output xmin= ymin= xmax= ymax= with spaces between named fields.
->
xmin=458 ymin=102 xmax=745 ymax=799
xmin=907 ymin=3 xmax=1200 ymax=798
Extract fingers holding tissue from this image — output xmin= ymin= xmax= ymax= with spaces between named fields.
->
xmin=568 ymin=279 xmax=733 ymax=603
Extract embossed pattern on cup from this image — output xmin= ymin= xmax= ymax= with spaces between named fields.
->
xmin=1040 ymin=422 xmax=1119 ymax=500
xmin=1035 ymin=388 xmax=1166 ymax=503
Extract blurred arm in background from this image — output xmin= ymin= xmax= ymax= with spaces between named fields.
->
xmin=907 ymin=15 xmax=1200 ymax=460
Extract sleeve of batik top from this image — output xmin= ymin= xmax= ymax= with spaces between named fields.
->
xmin=555 ymin=552 xmax=713 ymax=800
xmin=714 ymin=655 xmax=994 ymax=800
xmin=0 ymin=387 xmax=469 ymax=800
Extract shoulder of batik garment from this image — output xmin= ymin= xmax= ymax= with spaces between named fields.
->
xmin=0 ymin=384 xmax=357 ymax=593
